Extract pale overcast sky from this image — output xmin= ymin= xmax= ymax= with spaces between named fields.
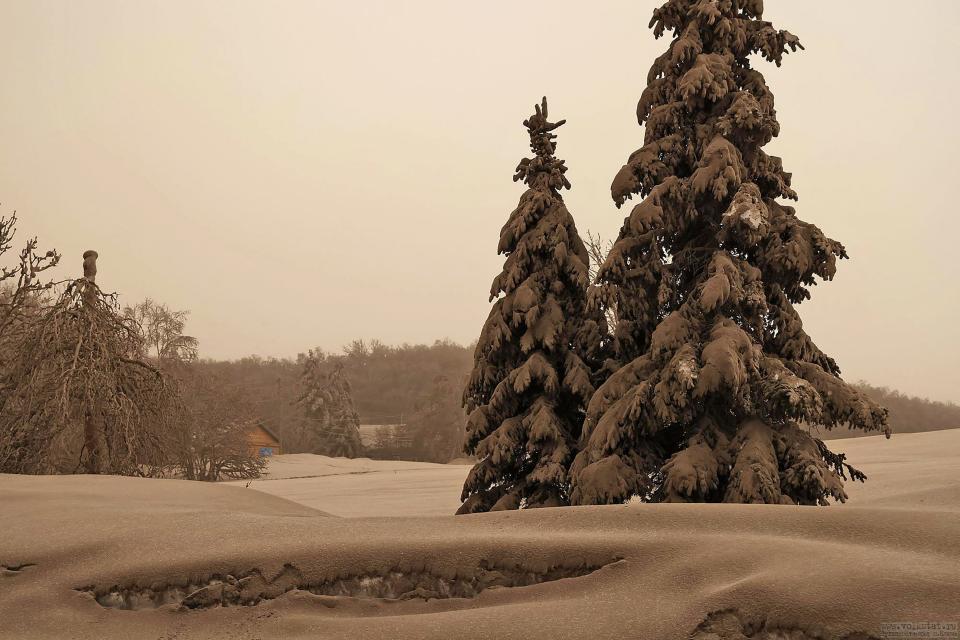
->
xmin=1 ymin=1 xmax=958 ymax=402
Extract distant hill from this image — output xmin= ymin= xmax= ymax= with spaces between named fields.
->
xmin=192 ymin=345 xmax=958 ymax=451
xmin=816 ymin=382 xmax=960 ymax=439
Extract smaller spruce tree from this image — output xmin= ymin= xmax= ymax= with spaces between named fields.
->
xmin=458 ymin=98 xmax=605 ymax=514
xmin=298 ymin=350 xmax=364 ymax=458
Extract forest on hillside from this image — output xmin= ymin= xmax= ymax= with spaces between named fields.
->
xmin=197 ymin=341 xmax=959 ymax=457
xmin=814 ymin=383 xmax=960 ymax=439
xmin=186 ymin=339 xmax=473 ymax=462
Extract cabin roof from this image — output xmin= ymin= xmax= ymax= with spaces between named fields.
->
xmin=249 ymin=421 xmax=282 ymax=444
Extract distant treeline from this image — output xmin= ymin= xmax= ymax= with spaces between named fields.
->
xmin=338 ymin=339 xmax=472 ymax=422
xmin=189 ymin=340 xmax=472 ymax=461
xmin=197 ymin=342 xmax=958 ymax=456
xmin=820 ymin=382 xmax=960 ymax=439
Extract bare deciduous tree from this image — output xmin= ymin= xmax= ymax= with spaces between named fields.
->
xmin=0 ymin=251 xmax=179 ymax=475
xmin=584 ymin=231 xmax=617 ymax=329
xmin=0 ymin=211 xmax=60 ymax=347
xmin=173 ymin=369 xmax=265 ymax=481
xmin=124 ymin=298 xmax=199 ymax=364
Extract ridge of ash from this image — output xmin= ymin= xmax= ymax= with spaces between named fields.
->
xmin=78 ymin=558 xmax=621 ymax=610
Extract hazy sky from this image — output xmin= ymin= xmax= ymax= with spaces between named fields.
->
xmin=1 ymin=1 xmax=958 ymax=402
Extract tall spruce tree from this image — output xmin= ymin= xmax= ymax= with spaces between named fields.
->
xmin=298 ymin=350 xmax=363 ymax=458
xmin=570 ymin=1 xmax=888 ymax=506
xmin=458 ymin=98 xmax=604 ymax=514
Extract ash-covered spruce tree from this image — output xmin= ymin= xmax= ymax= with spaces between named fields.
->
xmin=458 ymin=99 xmax=605 ymax=514
xmin=570 ymin=1 xmax=888 ymax=506
xmin=298 ymin=350 xmax=364 ymax=458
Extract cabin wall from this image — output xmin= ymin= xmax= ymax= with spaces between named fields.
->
xmin=246 ymin=427 xmax=282 ymax=457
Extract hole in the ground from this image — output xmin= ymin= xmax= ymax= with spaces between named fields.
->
xmin=690 ymin=609 xmax=880 ymax=640
xmin=2 ymin=562 xmax=36 ymax=574
xmin=78 ymin=558 xmax=621 ymax=610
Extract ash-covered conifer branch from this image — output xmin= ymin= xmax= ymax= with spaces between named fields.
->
xmin=815 ymin=438 xmax=867 ymax=484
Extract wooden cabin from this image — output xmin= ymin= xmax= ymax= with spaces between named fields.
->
xmin=245 ymin=422 xmax=282 ymax=457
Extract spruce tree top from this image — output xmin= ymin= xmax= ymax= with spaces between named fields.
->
xmin=571 ymin=1 xmax=888 ymax=506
